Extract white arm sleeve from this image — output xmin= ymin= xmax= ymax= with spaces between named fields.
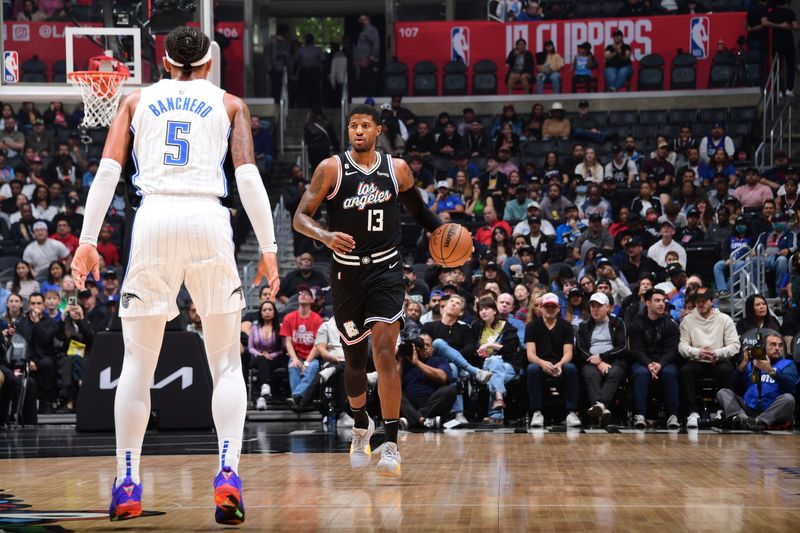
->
xmin=79 ymin=158 xmax=121 ymax=246
xmin=235 ymin=163 xmax=278 ymax=254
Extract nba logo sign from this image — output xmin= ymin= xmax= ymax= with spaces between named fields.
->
xmin=3 ymin=51 xmax=19 ymax=84
xmin=690 ymin=17 xmax=710 ymax=59
xmin=451 ymin=26 xmax=470 ymax=65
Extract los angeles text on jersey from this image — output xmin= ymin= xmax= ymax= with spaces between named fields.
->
xmin=342 ymin=182 xmax=392 ymax=210
xmin=147 ymin=97 xmax=214 ymax=118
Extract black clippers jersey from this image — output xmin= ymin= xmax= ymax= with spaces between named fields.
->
xmin=326 ymin=151 xmax=402 ymax=255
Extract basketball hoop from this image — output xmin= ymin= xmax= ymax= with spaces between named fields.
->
xmin=68 ymin=55 xmax=130 ymax=130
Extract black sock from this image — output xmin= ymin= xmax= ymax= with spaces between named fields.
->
xmin=351 ymin=406 xmax=369 ymax=429
xmin=383 ymin=419 xmax=399 ymax=444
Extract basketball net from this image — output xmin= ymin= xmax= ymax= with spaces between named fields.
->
xmin=68 ymin=54 xmax=130 ymax=130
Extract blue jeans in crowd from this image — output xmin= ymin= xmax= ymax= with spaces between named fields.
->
xmin=765 ymin=254 xmax=790 ymax=292
xmin=433 ymin=338 xmax=481 ymax=414
xmin=483 ymin=356 xmax=517 ymax=420
xmin=536 ymin=72 xmax=561 ymax=94
xmin=631 ymin=362 xmax=679 ymax=417
xmin=572 ymin=127 xmax=609 ymax=145
xmin=288 ymin=358 xmax=320 ymax=398
xmin=526 ymin=362 xmax=578 ymax=412
xmin=713 ymin=259 xmax=745 ymax=292
xmin=604 ymin=65 xmax=633 ymax=91
xmin=433 ymin=339 xmax=480 ymax=376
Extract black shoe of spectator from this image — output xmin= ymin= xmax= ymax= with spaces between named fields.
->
xmin=742 ymin=417 xmax=764 ymax=432
xmin=39 ymin=402 xmax=53 ymax=414
xmin=286 ymin=396 xmax=302 ymax=412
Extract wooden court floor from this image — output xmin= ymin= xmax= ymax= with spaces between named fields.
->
xmin=2 ymin=430 xmax=800 ymax=531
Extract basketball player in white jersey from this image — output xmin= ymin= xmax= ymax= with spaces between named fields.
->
xmin=71 ymin=27 xmax=279 ymax=525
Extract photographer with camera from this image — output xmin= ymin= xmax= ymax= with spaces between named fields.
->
xmin=717 ymin=332 xmax=797 ymax=431
xmin=1 ymin=313 xmax=38 ymax=426
xmin=398 ymin=332 xmax=456 ymax=430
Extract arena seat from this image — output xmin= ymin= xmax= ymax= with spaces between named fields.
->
xmin=685 ymin=241 xmax=720 ymax=281
xmin=637 ymin=54 xmax=665 ymax=91
xmin=609 ymin=110 xmax=637 ymax=126
xmin=52 ymin=60 xmax=67 ymax=83
xmin=700 ymin=108 xmax=728 ymax=124
xmin=443 ymin=61 xmax=468 ymax=96
xmin=639 ymin=110 xmax=667 ymax=125
xmin=669 ymin=109 xmax=698 ymax=124
xmin=472 ymin=60 xmax=498 ymax=95
xmin=670 ymin=54 xmax=698 ymax=90
xmin=730 ymin=107 xmax=757 ymax=123
xmin=384 ymin=61 xmax=409 ymax=97
xmin=21 ymin=56 xmax=48 ymax=83
xmin=413 ymin=61 xmax=438 ymax=96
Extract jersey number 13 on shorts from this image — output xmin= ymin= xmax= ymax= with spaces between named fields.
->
xmin=163 ymin=120 xmax=191 ymax=166
xmin=368 ymin=209 xmax=383 ymax=231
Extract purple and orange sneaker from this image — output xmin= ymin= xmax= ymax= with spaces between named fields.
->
xmin=109 ymin=476 xmax=142 ymax=521
xmin=214 ymin=466 xmax=245 ymax=525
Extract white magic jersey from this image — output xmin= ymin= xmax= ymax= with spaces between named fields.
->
xmin=130 ymin=78 xmax=230 ymax=197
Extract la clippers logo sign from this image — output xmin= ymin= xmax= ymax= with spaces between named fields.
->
xmin=451 ymin=26 xmax=470 ymax=65
xmin=690 ymin=17 xmax=709 ymax=59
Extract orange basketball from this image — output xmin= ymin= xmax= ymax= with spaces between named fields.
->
xmin=429 ymin=223 xmax=473 ymax=268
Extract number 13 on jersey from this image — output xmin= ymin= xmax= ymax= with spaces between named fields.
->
xmin=164 ymin=120 xmax=191 ymax=166
xmin=368 ymin=209 xmax=383 ymax=231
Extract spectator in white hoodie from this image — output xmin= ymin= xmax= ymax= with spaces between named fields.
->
xmin=677 ymin=287 xmax=740 ymax=428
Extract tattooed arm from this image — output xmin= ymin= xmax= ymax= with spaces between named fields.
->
xmin=293 ymin=157 xmax=356 ymax=255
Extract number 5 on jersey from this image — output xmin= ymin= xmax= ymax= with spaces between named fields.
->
xmin=368 ymin=209 xmax=383 ymax=231
xmin=164 ymin=120 xmax=191 ymax=166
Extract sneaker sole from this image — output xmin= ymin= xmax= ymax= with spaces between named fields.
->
xmin=376 ymin=463 xmax=401 ymax=477
xmin=214 ymin=488 xmax=245 ymax=525
xmin=110 ymin=501 xmax=142 ymax=522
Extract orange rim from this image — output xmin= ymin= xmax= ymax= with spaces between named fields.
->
xmin=68 ymin=71 xmax=128 ymax=83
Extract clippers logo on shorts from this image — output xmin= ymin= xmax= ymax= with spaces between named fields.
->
xmin=3 ymin=51 xmax=19 ymax=84
xmin=342 ymin=182 xmax=393 ymax=211
xmin=451 ymin=26 xmax=470 ymax=65
xmin=343 ymin=320 xmax=360 ymax=338
xmin=292 ymin=325 xmax=316 ymax=346
xmin=690 ymin=17 xmax=710 ymax=59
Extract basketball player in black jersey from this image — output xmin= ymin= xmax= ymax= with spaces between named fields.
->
xmin=294 ymin=104 xmax=443 ymax=476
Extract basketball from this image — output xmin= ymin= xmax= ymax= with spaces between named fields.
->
xmin=429 ymin=223 xmax=473 ymax=267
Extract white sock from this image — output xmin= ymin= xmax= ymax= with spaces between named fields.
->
xmin=218 ymin=437 xmax=242 ymax=472
xmin=202 ymin=311 xmax=247 ymax=475
xmin=116 ymin=448 xmax=142 ymax=485
xmin=114 ymin=315 xmax=167 ymax=487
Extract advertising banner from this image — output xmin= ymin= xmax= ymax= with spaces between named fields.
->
xmin=395 ymin=13 xmax=746 ymax=94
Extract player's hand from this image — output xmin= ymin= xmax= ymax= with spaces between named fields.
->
xmin=322 ymin=231 xmax=356 ymax=255
xmin=253 ymin=252 xmax=280 ymax=301
xmin=71 ymin=244 xmax=100 ymax=290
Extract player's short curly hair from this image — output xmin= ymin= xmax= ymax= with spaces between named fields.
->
xmin=165 ymin=26 xmax=210 ymax=74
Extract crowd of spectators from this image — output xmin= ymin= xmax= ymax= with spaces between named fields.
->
xmin=267 ymin=96 xmax=799 ymax=431
xmin=2 ymin=43 xmax=799 ymax=433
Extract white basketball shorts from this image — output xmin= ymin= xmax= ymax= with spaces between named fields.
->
xmin=119 ymin=194 xmax=244 ymax=320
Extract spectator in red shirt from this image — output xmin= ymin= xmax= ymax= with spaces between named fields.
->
xmin=96 ymin=224 xmax=120 ymax=266
xmin=279 ymin=285 xmax=324 ymax=409
xmin=49 ymin=218 xmax=79 ymax=255
xmin=474 ymin=205 xmax=513 ymax=245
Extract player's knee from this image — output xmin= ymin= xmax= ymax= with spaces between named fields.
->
xmin=373 ymin=345 xmax=396 ymax=367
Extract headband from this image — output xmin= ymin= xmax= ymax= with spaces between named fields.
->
xmin=165 ymin=47 xmax=211 ymax=69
